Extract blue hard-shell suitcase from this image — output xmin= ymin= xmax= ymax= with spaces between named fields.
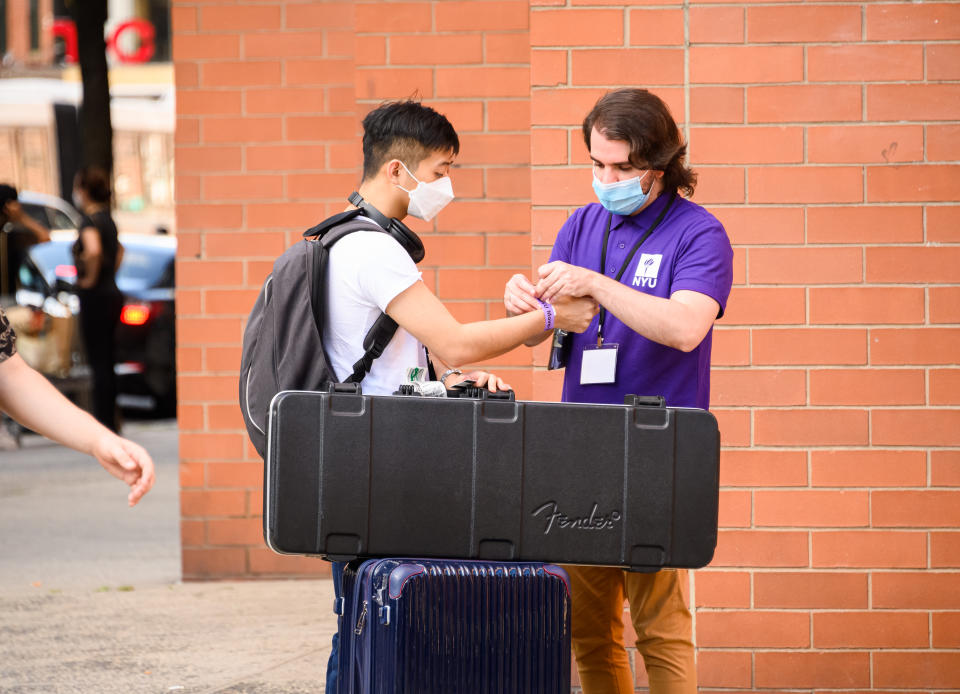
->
xmin=336 ymin=558 xmax=571 ymax=694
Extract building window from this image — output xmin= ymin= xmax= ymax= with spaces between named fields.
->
xmin=0 ymin=0 xmax=7 ymax=55
xmin=29 ymin=0 xmax=39 ymax=51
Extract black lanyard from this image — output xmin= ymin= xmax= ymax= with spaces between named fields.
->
xmin=597 ymin=193 xmax=676 ymax=345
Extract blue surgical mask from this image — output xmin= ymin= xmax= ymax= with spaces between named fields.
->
xmin=592 ymin=171 xmax=653 ymax=216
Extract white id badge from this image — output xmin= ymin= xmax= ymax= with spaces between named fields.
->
xmin=580 ymin=344 xmax=618 ymax=385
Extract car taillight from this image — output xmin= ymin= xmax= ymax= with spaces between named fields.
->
xmin=121 ymin=304 xmax=151 ymax=326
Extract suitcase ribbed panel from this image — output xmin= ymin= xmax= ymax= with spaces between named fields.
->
xmin=369 ymin=561 xmax=570 ymax=694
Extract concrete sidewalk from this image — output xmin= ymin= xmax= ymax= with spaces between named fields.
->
xmin=0 ymin=578 xmax=336 ymax=693
xmin=0 ymin=421 xmax=338 ymax=693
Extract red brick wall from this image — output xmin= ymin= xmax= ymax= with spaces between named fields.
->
xmin=4 ymin=0 xmax=57 ymax=65
xmin=174 ymin=1 xmax=960 ymax=689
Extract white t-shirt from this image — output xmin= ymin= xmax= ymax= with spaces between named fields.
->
xmin=324 ymin=218 xmax=427 ymax=396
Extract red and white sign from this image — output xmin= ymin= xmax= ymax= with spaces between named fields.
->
xmin=52 ymin=18 xmax=156 ymax=65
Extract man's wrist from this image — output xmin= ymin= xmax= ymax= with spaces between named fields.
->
xmin=585 ymin=269 xmax=603 ymax=298
xmin=439 ymin=368 xmax=462 ymax=385
xmin=588 ymin=270 xmax=614 ymax=304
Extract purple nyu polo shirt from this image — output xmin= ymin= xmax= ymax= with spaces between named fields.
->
xmin=549 ymin=192 xmax=733 ymax=409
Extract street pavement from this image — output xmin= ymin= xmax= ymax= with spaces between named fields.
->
xmin=0 ymin=420 xmax=337 ymax=693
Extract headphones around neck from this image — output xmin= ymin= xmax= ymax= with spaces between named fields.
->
xmin=348 ymin=191 xmax=425 ymax=263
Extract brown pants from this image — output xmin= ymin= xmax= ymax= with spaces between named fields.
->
xmin=566 ymin=566 xmax=696 ymax=694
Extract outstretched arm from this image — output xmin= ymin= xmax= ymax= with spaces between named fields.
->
xmin=386 ymin=280 xmax=597 ymax=368
xmin=3 ymin=200 xmax=51 ymax=243
xmin=0 ymin=353 xmax=155 ymax=506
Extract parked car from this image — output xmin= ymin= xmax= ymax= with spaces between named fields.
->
xmin=17 ymin=191 xmax=84 ymax=230
xmin=16 ymin=231 xmax=177 ymax=416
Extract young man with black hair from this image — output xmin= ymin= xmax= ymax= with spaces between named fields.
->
xmin=321 ymin=100 xmax=598 ymax=689
xmin=504 ymin=89 xmax=733 ymax=693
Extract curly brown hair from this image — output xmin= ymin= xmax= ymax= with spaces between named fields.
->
xmin=582 ymin=89 xmax=697 ymax=198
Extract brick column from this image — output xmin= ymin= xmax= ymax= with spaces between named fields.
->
xmin=174 ymin=0 xmax=358 ymax=579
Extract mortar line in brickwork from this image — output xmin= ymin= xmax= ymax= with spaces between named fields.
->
xmin=622 ymin=5 xmax=629 ymax=49
xmin=862 ymin=82 xmax=867 ymax=123
xmin=862 ymin=162 xmax=868 ymax=206
xmin=922 ymin=121 xmax=934 ymax=167
xmin=683 ymin=0 xmax=691 ymax=159
xmin=802 ymin=122 xmax=808 ymax=168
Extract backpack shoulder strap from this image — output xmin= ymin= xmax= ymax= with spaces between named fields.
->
xmin=302 ymin=209 xmax=361 ymax=239
xmin=307 ymin=216 xmax=375 ymax=339
xmin=305 ymin=216 xmax=401 ymax=385
xmin=346 ymin=312 xmax=399 ymax=384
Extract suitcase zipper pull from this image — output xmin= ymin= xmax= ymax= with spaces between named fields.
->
xmin=354 ymin=600 xmax=368 ymax=635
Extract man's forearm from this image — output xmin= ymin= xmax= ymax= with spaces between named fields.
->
xmin=22 ymin=215 xmax=51 ymax=243
xmin=438 ymin=311 xmax=546 ymax=366
xmin=504 ymin=308 xmax=552 ymax=347
xmin=587 ymin=273 xmax=706 ymax=352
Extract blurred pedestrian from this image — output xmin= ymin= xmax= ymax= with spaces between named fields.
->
xmin=72 ymin=167 xmax=124 ymax=431
xmin=0 ymin=183 xmax=52 ymax=242
xmin=0 ymin=183 xmax=53 ymax=449
xmin=0 ymin=305 xmax=154 ymax=506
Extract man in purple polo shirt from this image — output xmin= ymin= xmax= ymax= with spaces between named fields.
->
xmin=505 ymin=89 xmax=733 ymax=693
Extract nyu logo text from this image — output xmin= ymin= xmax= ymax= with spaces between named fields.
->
xmin=632 ymin=253 xmax=662 ymax=289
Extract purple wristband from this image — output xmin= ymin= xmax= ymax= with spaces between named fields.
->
xmin=537 ymin=299 xmax=555 ymax=331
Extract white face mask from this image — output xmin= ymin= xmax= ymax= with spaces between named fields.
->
xmin=396 ymin=161 xmax=454 ymax=221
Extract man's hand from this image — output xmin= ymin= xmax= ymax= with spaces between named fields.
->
xmin=504 ymin=273 xmax=540 ymax=316
xmin=536 ymin=261 xmax=598 ymax=302
xmin=450 ymin=370 xmax=512 ymax=393
xmin=3 ymin=200 xmax=24 ymax=223
xmin=91 ymin=432 xmax=156 ymax=507
xmin=552 ymin=294 xmax=599 ymax=333
xmin=2 ymin=200 xmax=50 ymax=242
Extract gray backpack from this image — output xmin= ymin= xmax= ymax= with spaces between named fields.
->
xmin=239 ymin=206 xmax=423 ymax=458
